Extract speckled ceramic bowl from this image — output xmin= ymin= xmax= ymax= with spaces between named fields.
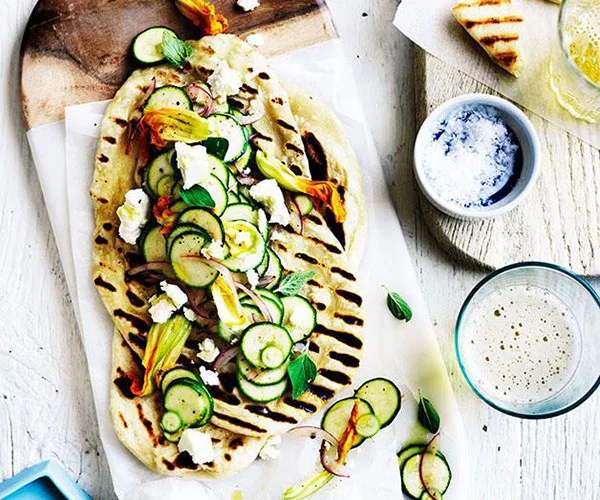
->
xmin=414 ymin=94 xmax=541 ymax=220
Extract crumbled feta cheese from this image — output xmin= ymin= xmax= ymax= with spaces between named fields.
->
xmin=237 ymin=0 xmax=260 ymax=12
xmin=178 ymin=429 xmax=215 ymax=465
xmin=308 ymin=288 xmax=331 ymax=307
xmin=117 ymin=189 xmax=150 ymax=244
xmin=249 ymin=179 xmax=290 ymax=226
xmin=242 ymin=167 xmax=252 ymax=175
xmin=259 ymin=435 xmax=281 ymax=460
xmin=183 ymin=307 xmax=197 ymax=322
xmin=149 ymin=295 xmax=177 ymax=324
xmin=292 ymin=342 xmax=307 ymax=354
xmin=199 ymin=365 xmax=220 ymax=386
xmin=207 ymin=61 xmax=242 ymax=103
xmin=198 ymin=338 xmax=220 ymax=363
xmin=257 ymin=208 xmax=268 ymax=232
xmin=246 ymin=269 xmax=260 ymax=289
xmin=160 ymin=281 xmax=188 ymax=309
xmin=175 ymin=142 xmax=210 ymax=189
xmin=245 ymin=33 xmax=264 ymax=47
xmin=201 ymin=239 xmax=227 ymax=260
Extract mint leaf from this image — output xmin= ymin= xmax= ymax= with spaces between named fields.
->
xmin=161 ymin=31 xmax=194 ymax=67
xmin=275 ymin=271 xmax=315 ymax=297
xmin=417 ymin=392 xmax=440 ymax=433
xmin=180 ymin=185 xmax=215 ymax=208
xmin=288 ymin=353 xmax=317 ymax=399
xmin=201 ymin=137 xmax=229 ymax=161
xmin=386 ymin=290 xmax=412 ymax=322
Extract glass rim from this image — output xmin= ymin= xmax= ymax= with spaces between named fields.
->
xmin=558 ymin=0 xmax=600 ymax=91
xmin=455 ymin=261 xmax=600 ymax=420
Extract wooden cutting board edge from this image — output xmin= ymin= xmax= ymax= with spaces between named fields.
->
xmin=414 ymin=48 xmax=600 ymax=278
xmin=19 ymin=0 xmax=337 ymax=130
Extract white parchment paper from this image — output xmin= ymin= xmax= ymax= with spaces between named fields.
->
xmin=395 ymin=0 xmax=600 ymax=150
xmin=28 ymin=40 xmax=469 ymax=499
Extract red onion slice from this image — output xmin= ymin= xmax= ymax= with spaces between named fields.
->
xmin=185 ymin=84 xmax=215 ymax=117
xmin=213 ymin=344 xmax=239 ymax=372
xmin=126 ymin=261 xmax=174 ymax=278
xmin=320 ymin=441 xmax=350 ymax=478
xmin=419 ymin=433 xmax=441 ymax=500
xmin=286 ymin=193 xmax=303 ymax=234
xmin=234 ymin=281 xmax=273 ymax=322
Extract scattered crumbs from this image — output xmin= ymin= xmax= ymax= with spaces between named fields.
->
xmin=482 ymin=425 xmax=488 ymax=432
xmin=362 ymin=12 xmax=368 ymax=17
xmin=497 ymin=446 xmax=501 ymax=452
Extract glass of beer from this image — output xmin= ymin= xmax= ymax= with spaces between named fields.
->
xmin=549 ymin=0 xmax=600 ymax=123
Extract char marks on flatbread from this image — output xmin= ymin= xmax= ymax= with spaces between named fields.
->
xmin=452 ymin=0 xmax=525 ymax=77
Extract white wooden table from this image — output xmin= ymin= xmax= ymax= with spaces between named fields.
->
xmin=1 ymin=1 xmax=598 ymax=498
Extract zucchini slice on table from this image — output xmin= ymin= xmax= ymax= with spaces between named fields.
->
xmin=321 ymin=397 xmax=374 ymax=449
xmin=132 ymin=26 xmax=177 ymax=65
xmin=144 ymin=85 xmax=192 ymax=113
xmin=237 ymin=372 xmax=288 ymax=403
xmin=240 ymin=323 xmax=292 ymax=369
xmin=354 ymin=378 xmax=401 ymax=429
xmin=401 ymin=452 xmax=451 ymax=499
xmin=169 ymin=231 xmax=218 ymax=288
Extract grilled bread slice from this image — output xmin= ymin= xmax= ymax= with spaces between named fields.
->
xmin=452 ymin=0 xmax=525 ymax=77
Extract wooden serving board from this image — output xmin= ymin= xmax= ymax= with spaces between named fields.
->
xmin=415 ymin=49 xmax=600 ymax=277
xmin=20 ymin=0 xmax=336 ymax=130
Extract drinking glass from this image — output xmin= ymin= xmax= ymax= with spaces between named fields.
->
xmin=456 ymin=262 xmax=600 ymax=419
xmin=549 ymin=0 xmax=600 ymax=123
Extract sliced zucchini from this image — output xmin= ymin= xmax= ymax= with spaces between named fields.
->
xmin=354 ymin=378 xmax=401 ymax=429
xmin=255 ymin=289 xmax=284 ymax=311
xmin=212 ymin=101 xmax=231 ymax=114
xmin=203 ymin=175 xmax=228 ymax=216
xmin=237 ymin=354 xmax=289 ymax=386
xmin=355 ymin=413 xmax=381 ymax=438
xmin=228 ymin=191 xmax=240 ymax=204
xmin=222 ymin=220 xmax=266 ymax=272
xmin=160 ymin=366 xmax=201 ymax=394
xmin=163 ymin=429 xmax=183 ymax=443
xmin=321 ymin=397 xmax=374 ymax=449
xmin=160 ymin=411 xmax=184 ymax=433
xmin=241 ymin=295 xmax=283 ymax=325
xmin=144 ymin=149 xmax=176 ymax=198
xmin=281 ymin=296 xmax=317 ymax=343
xmin=398 ymin=445 xmax=427 ymax=470
xmin=295 ymin=194 xmax=314 ymax=216
xmin=401 ymin=453 xmax=451 ymax=499
xmin=256 ymin=251 xmax=269 ymax=277
xmin=144 ymin=85 xmax=192 ymax=113
xmin=171 ymin=200 xmax=188 ymax=214
xmin=166 ymin=224 xmax=208 ymax=254
xmin=163 ymin=379 xmax=214 ymax=428
xmin=206 ymin=155 xmax=230 ymax=187
xmin=263 ymin=249 xmax=283 ymax=290
xmin=240 ymin=322 xmax=292 ymax=369
xmin=140 ymin=225 xmax=167 ymax=262
xmin=237 ymin=372 xmax=288 ymax=402
xmin=206 ymin=114 xmax=248 ymax=163
xmin=178 ymin=207 xmax=225 ymax=242
xmin=419 ymin=491 xmax=443 ymax=500
xmin=132 ymin=26 xmax=177 ymax=65
xmin=169 ymin=231 xmax=218 ymax=288
xmin=221 ymin=203 xmax=257 ymax=224
xmin=233 ymin=146 xmax=253 ymax=173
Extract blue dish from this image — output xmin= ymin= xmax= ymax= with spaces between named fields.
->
xmin=0 ymin=461 xmax=91 ymax=500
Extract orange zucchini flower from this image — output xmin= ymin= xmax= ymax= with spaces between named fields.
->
xmin=174 ymin=0 xmax=229 ymax=35
xmin=255 ymin=151 xmax=347 ymax=223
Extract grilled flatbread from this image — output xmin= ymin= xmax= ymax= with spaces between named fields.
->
xmin=452 ymin=0 xmax=525 ymax=77
xmin=92 ymin=34 xmax=366 ymax=477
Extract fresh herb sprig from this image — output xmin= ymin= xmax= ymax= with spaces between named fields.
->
xmin=287 ymin=353 xmax=317 ymax=399
xmin=161 ymin=31 xmax=194 ymax=67
xmin=275 ymin=271 xmax=315 ymax=297
xmin=180 ymin=185 xmax=215 ymax=208
xmin=385 ymin=287 xmax=413 ymax=322
xmin=417 ymin=391 xmax=441 ymax=434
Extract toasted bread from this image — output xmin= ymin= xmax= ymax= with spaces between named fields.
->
xmin=452 ymin=0 xmax=525 ymax=77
